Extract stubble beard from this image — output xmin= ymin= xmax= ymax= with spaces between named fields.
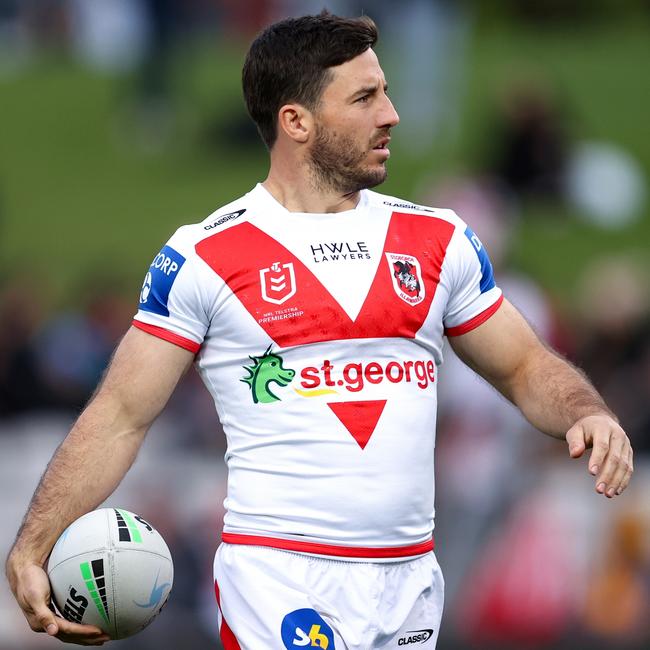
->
xmin=307 ymin=123 xmax=388 ymax=195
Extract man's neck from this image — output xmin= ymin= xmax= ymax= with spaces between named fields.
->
xmin=262 ymin=168 xmax=361 ymax=214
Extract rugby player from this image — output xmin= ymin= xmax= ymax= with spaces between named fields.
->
xmin=6 ymin=11 xmax=633 ymax=648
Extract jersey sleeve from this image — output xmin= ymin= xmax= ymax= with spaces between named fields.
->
xmin=132 ymin=228 xmax=211 ymax=353
xmin=442 ymin=222 xmax=504 ymax=337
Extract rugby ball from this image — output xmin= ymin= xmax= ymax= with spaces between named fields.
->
xmin=47 ymin=508 xmax=173 ymax=639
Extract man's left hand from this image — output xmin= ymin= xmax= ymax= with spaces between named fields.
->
xmin=566 ymin=415 xmax=633 ymax=498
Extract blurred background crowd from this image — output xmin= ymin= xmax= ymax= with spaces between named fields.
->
xmin=1 ymin=1 xmax=649 ymax=649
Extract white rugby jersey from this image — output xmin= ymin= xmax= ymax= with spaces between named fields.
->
xmin=133 ymin=184 xmax=503 ymax=559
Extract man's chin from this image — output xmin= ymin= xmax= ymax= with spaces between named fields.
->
xmin=342 ymin=170 xmax=386 ymax=194
xmin=362 ymin=167 xmax=388 ymax=190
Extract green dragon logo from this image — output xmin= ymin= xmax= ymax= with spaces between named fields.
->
xmin=242 ymin=346 xmax=295 ymax=403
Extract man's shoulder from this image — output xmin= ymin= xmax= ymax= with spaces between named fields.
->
xmin=196 ymin=195 xmax=252 ymax=236
xmin=165 ymin=190 xmax=258 ymax=255
xmin=365 ymin=190 xmax=462 ymax=226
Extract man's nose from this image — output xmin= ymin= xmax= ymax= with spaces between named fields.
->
xmin=380 ymin=95 xmax=400 ymax=129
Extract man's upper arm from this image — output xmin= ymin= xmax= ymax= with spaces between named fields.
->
xmin=109 ymin=225 xmax=212 ymax=429
xmin=448 ymin=298 xmax=545 ymax=397
xmin=95 ymin=326 xmax=195 ymax=431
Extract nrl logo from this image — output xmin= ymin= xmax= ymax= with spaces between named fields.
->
xmin=385 ymin=252 xmax=425 ymax=306
xmin=260 ymin=261 xmax=296 ymax=305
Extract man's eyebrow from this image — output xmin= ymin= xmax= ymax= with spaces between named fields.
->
xmin=349 ymin=82 xmax=389 ymax=99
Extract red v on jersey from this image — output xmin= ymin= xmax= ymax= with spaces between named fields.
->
xmin=327 ymin=400 xmax=387 ymax=449
xmin=196 ymin=211 xmax=454 ymax=348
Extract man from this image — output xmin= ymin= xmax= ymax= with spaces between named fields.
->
xmin=6 ymin=12 xmax=632 ymax=649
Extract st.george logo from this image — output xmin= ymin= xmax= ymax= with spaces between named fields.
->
xmin=281 ymin=609 xmax=335 ymax=649
xmin=260 ymin=261 xmax=296 ymax=305
xmin=385 ymin=253 xmax=425 ymax=306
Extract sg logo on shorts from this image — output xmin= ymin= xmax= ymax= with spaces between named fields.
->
xmin=281 ymin=608 xmax=335 ymax=649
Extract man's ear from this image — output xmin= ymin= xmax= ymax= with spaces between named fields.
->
xmin=277 ymin=103 xmax=313 ymax=144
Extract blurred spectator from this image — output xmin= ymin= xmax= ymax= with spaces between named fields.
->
xmin=0 ymin=272 xmax=220 ymax=449
xmin=373 ymin=0 xmax=472 ymax=154
xmin=483 ymin=79 xmax=647 ymax=227
xmin=575 ymin=256 xmax=650 ymax=455
xmin=456 ymin=489 xmax=581 ymax=648
xmin=22 ymin=0 xmax=70 ymax=51
xmin=222 ymin=0 xmax=274 ymax=35
xmin=34 ymin=284 xmax=132 ymax=411
xmin=581 ymin=511 xmax=650 ymax=645
xmin=485 ymin=80 xmax=570 ymax=203
xmin=0 ymin=279 xmax=50 ymax=416
xmin=0 ymin=0 xmax=32 ymax=78
xmin=68 ymin=0 xmax=151 ymax=74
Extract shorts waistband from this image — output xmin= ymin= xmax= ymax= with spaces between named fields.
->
xmin=221 ymin=532 xmax=434 ymax=559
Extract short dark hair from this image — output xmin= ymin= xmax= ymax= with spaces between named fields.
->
xmin=242 ymin=11 xmax=378 ymax=149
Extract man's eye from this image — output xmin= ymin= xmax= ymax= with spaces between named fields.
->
xmin=356 ymin=95 xmax=370 ymax=103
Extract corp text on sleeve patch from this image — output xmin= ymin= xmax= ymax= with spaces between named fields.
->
xmin=139 ymin=245 xmax=186 ymax=317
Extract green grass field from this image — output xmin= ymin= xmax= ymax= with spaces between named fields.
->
xmin=1 ymin=20 xmax=648 ymax=309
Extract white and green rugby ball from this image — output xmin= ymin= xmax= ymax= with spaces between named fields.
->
xmin=47 ymin=508 xmax=173 ymax=639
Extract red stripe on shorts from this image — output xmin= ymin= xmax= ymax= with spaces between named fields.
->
xmin=221 ymin=532 xmax=434 ymax=558
xmin=214 ymin=581 xmax=241 ymax=650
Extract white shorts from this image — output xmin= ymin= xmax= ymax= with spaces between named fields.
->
xmin=213 ymin=543 xmax=444 ymax=649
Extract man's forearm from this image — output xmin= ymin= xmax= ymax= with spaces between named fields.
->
xmin=5 ymin=328 xmax=193 ymax=642
xmin=506 ymin=345 xmax=614 ymax=438
xmin=450 ymin=299 xmax=631 ymax=499
xmin=7 ymin=392 xmax=147 ymax=572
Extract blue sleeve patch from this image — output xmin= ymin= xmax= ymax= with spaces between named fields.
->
xmin=463 ymin=226 xmax=496 ymax=294
xmin=138 ymin=245 xmax=186 ymax=317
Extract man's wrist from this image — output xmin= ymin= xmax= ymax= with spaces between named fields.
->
xmin=6 ymin=545 xmax=47 ymax=581
xmin=5 ymin=550 xmax=24 ymax=591
xmin=573 ymin=410 xmax=619 ymax=426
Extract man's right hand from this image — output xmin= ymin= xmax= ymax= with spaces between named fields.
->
xmin=5 ymin=329 xmax=194 ymax=645
xmin=8 ymin=559 xmax=110 ymax=646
